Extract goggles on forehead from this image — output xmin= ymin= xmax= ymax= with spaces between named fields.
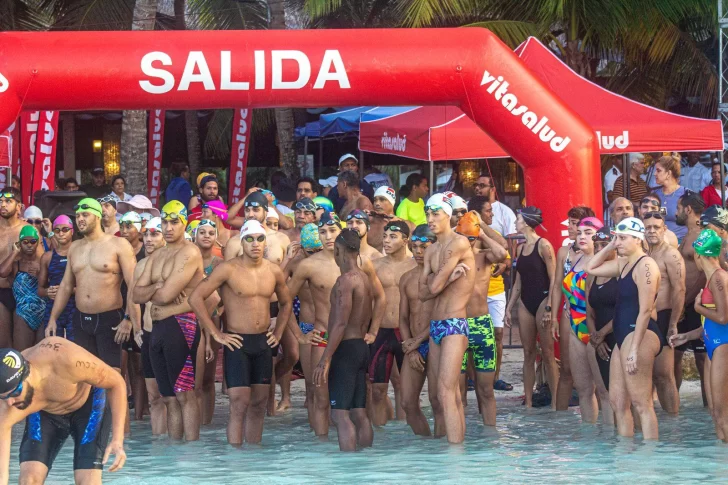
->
xmin=0 ymin=192 xmax=18 ymax=201
xmin=384 ymin=224 xmax=407 ymax=234
xmin=120 ymin=221 xmax=139 ymax=228
xmin=411 ymin=235 xmax=434 ymax=243
xmin=199 ymin=219 xmax=217 ymax=229
xmin=616 ymin=222 xmax=644 ymax=233
xmin=318 ymin=218 xmax=341 ymax=228
xmin=244 ymin=201 xmax=265 ymax=208
xmin=97 ymin=195 xmax=116 ymax=205
xmin=640 ymin=197 xmax=660 ymax=206
xmin=295 ymin=201 xmax=317 ymax=212
xmin=346 ymin=212 xmax=368 ymax=221
xmin=73 ymin=203 xmax=98 ymax=212
xmin=425 ymin=204 xmax=446 ymax=213
xmin=143 ymin=227 xmax=162 ymax=235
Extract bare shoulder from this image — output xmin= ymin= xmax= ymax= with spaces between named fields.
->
xmin=400 ymin=266 xmax=418 ymax=286
xmin=635 ymin=256 xmax=659 ymax=278
xmin=713 ymin=270 xmax=728 ymax=289
xmin=40 ymin=251 xmax=52 ymax=265
xmin=273 ymin=231 xmax=291 ymax=246
xmin=180 ymin=241 xmax=203 ymax=260
xmin=372 ymin=255 xmax=388 ymax=270
xmin=68 ymin=238 xmax=86 ymax=256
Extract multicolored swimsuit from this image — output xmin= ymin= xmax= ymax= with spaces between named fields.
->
xmin=13 ymin=271 xmax=45 ymax=331
xmin=461 ymin=314 xmax=496 ymax=372
xmin=562 ymin=257 xmax=589 ymax=344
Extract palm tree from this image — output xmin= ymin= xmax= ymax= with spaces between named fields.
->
xmin=303 ymin=0 xmax=717 ymax=117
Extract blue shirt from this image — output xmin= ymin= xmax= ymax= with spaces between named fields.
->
xmin=165 ymin=177 xmax=193 ymax=207
xmin=655 ymin=186 xmax=687 ymax=240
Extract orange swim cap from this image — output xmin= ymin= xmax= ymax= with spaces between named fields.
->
xmin=456 ymin=212 xmax=480 ymax=238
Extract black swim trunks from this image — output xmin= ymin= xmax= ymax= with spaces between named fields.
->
xmin=329 ymin=339 xmax=369 ymax=411
xmin=141 ymin=329 xmax=154 ymax=379
xmin=73 ymin=309 xmax=124 ymax=368
xmin=676 ymin=305 xmax=707 ymax=353
xmin=224 ymin=332 xmax=274 ymax=388
xmin=656 ymin=309 xmax=672 ymax=348
xmin=19 ymin=387 xmax=111 ymax=471
xmin=0 ymin=287 xmax=16 ymax=313
xmin=150 ymin=313 xmax=200 ymax=397
xmin=368 ymin=328 xmax=404 ymax=384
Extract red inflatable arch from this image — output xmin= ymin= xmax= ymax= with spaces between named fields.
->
xmin=0 ymin=28 xmax=601 ymax=246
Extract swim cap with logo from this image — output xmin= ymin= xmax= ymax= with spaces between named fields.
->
xmin=19 ymin=225 xmax=39 ymax=241
xmin=456 ymin=212 xmax=481 ymax=238
xmin=425 ymin=194 xmax=454 ymax=217
xmin=120 ymin=211 xmax=142 ymax=232
xmin=145 ymin=217 xmax=163 ymax=233
xmin=0 ymin=348 xmax=29 ymax=394
xmin=694 ymin=229 xmax=723 ymax=257
xmin=313 ymin=196 xmax=334 ymax=213
xmin=240 ymin=220 xmax=267 ymax=240
xmin=244 ymin=191 xmax=269 ymax=212
xmin=373 ymin=186 xmax=396 ymax=206
xmin=301 ymin=223 xmax=323 ymax=251
xmin=161 ymin=200 xmax=188 ymax=226
xmin=613 ymin=217 xmax=645 ymax=240
xmin=75 ymin=198 xmax=103 ymax=218
xmin=443 ymin=192 xmax=467 ymax=211
xmin=186 ymin=220 xmax=200 ymax=239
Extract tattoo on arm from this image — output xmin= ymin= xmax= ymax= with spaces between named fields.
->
xmin=75 ymin=360 xmax=97 ymax=369
xmin=178 ymin=255 xmax=191 ymax=273
xmin=645 ymin=264 xmax=652 ymax=285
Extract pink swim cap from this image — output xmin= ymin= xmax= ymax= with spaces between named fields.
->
xmin=53 ymin=215 xmax=73 ymax=229
xmin=203 ymin=200 xmax=229 ymax=222
xmin=578 ymin=217 xmax=604 ymax=230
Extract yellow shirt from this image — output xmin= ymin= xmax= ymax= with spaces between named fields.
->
xmin=396 ymin=198 xmax=426 ymax=226
xmin=488 ymin=230 xmax=509 ymax=296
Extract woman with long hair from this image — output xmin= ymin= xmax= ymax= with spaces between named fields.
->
xmin=653 ymin=154 xmax=686 ymax=241
xmin=563 ymin=217 xmax=604 ymax=423
xmin=671 ymin=229 xmax=728 ymax=441
xmin=505 ymin=207 xmax=559 ymax=408
xmin=396 ymin=173 xmax=429 ymax=226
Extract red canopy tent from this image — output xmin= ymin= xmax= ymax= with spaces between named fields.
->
xmin=359 ymin=37 xmax=723 ymax=161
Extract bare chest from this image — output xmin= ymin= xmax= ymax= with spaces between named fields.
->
xmin=72 ymin=243 xmax=120 ymax=274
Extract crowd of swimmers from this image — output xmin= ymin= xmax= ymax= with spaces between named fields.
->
xmin=0 ymin=169 xmax=727 ymax=483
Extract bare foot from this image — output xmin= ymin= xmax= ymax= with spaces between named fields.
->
xmin=276 ymin=400 xmax=292 ymax=412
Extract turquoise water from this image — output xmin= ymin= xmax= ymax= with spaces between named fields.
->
xmin=9 ymin=393 xmax=728 ymax=484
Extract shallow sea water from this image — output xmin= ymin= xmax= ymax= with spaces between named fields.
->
xmin=9 ymin=392 xmax=728 ymax=484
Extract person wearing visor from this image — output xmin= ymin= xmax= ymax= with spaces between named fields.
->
xmin=638 ymin=194 xmax=678 ymax=248
xmin=418 ymin=193 xmax=475 ymax=444
xmin=399 ymin=225 xmax=437 ymax=436
xmin=586 ymin=217 xmax=665 ymax=440
xmin=370 ymin=221 xmax=416 ymax=426
xmin=0 ymin=342 xmax=128 ymax=484
xmin=130 ymin=216 xmax=169 ymax=436
xmin=38 ymin=216 xmax=76 ymax=341
xmin=675 ymin=191 xmax=708 ymax=402
xmin=670 ymin=229 xmax=728 ymax=442
xmin=0 ymin=188 xmax=32 ymax=347
xmin=132 ymin=200 xmax=209 ymax=441
xmin=97 ymin=194 xmax=120 ymax=236
xmin=313 ymin=229 xmax=375 ymax=452
xmin=47 ymin=198 xmax=138 ymax=374
xmin=585 ymin=226 xmax=618 ymax=425
xmin=644 ymin=210 xmax=683 ymax=415
xmin=189 ymin=220 xmax=293 ymax=445
xmin=346 ymin=209 xmax=384 ymax=260
xmin=505 ymin=206 xmax=559 ymax=409
xmin=0 ymin=226 xmax=45 ymax=351
xmin=453 ymin=212 xmax=507 ymax=428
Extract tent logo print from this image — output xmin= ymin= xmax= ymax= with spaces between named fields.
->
xmin=0 ymin=72 xmax=8 ymax=93
xmin=596 ymin=131 xmax=629 ymax=150
xmin=480 ymin=70 xmax=571 ymax=153
xmin=381 ymin=132 xmax=407 ymax=152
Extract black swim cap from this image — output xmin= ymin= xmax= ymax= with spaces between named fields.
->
xmin=318 ymin=211 xmax=342 ymax=228
xmin=412 ymin=224 xmax=436 ymax=242
xmin=346 ymin=209 xmax=370 ymax=228
xmin=336 ymin=228 xmax=361 ymax=252
xmin=384 ymin=220 xmax=410 ymax=237
xmin=0 ymin=348 xmax=29 ymax=394
xmin=519 ymin=206 xmax=543 ymax=229
xmin=244 ymin=191 xmax=269 ymax=211
xmin=593 ymin=226 xmax=612 ymax=242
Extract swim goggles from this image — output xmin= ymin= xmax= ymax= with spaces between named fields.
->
xmin=0 ymin=192 xmax=18 ymax=201
xmin=455 ymin=232 xmax=477 ymax=242
xmin=384 ymin=223 xmax=407 ymax=233
xmin=295 ymin=200 xmax=317 ymax=212
xmin=199 ymin=219 xmax=217 ymax=229
xmin=26 ymin=219 xmax=42 ymax=225
xmin=97 ymin=195 xmax=116 ymax=205
xmin=160 ymin=211 xmax=184 ymax=220
xmin=52 ymin=226 xmax=73 ymax=234
xmin=73 ymin=203 xmax=99 ymax=212
xmin=410 ymin=235 xmax=434 ymax=243
xmin=643 ymin=211 xmax=664 ymax=221
xmin=142 ymin=227 xmax=162 ymax=235
xmin=243 ymin=235 xmax=266 ymax=243
xmin=424 ymin=204 xmax=446 ymax=213
xmin=20 ymin=238 xmax=38 ymax=245
xmin=318 ymin=214 xmax=342 ymax=227
xmin=0 ymin=381 xmax=23 ymax=400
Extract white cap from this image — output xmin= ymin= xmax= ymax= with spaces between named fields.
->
xmin=139 ymin=212 xmax=153 ymax=222
xmin=266 ymin=207 xmax=279 ymax=220
xmin=146 ymin=217 xmax=162 ymax=232
xmin=24 ymin=206 xmax=42 ymax=220
xmin=338 ymin=153 xmax=357 ymax=166
xmin=425 ymin=193 xmax=453 ymax=217
xmin=318 ymin=176 xmax=339 ymax=188
xmin=443 ymin=191 xmax=467 ymax=210
xmin=120 ymin=211 xmax=142 ymax=232
xmin=373 ymin=186 xmax=396 ymax=206
xmin=613 ymin=217 xmax=645 ymax=240
xmin=240 ymin=220 xmax=267 ymax=239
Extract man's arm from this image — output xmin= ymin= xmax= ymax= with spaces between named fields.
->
xmin=188 ymin=264 xmax=229 ymax=339
xmin=480 ymin=230 xmax=507 ymax=263
xmin=322 ymin=279 xmax=352 ymax=361
xmin=418 ymin=246 xmax=437 ymax=301
xmin=0 ymin=399 xmax=27 ymax=484
xmin=272 ymin=266 xmax=293 ymax=342
xmin=66 ymin=342 xmax=127 ymax=472
xmin=226 ymin=198 xmax=246 ymax=229
xmin=357 ymin=197 xmax=374 ymax=212
xmin=361 ymin=258 xmax=386 ymax=337
xmin=0 ymin=245 xmax=19 ymax=279
xmin=286 ymin=258 xmax=311 ymax=299
xmin=665 ymin=249 xmax=686 ymax=332
xmin=426 ymin=237 xmax=471 ymax=296
xmin=398 ymin=275 xmax=412 ymax=341
xmin=151 ymin=245 xmax=202 ymax=305
xmin=132 ymin=252 xmax=162 ymax=304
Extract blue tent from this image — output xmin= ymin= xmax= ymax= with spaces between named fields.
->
xmin=319 ymin=107 xmax=376 ymax=137
xmin=294 ymin=121 xmax=320 ymax=139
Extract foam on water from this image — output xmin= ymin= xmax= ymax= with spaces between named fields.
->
xmin=9 ymin=393 xmax=728 ymax=484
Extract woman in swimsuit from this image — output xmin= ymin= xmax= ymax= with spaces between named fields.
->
xmin=505 ymin=207 xmax=558 ymax=408
xmin=552 ymin=206 xmax=595 ymax=410
xmin=586 ymin=217 xmax=663 ymax=440
xmin=0 ymin=225 xmax=44 ymax=350
xmin=584 ymin=227 xmax=617 ymax=426
xmin=670 ymin=229 xmax=728 ymax=442
xmin=562 ymin=217 xmax=603 ymax=423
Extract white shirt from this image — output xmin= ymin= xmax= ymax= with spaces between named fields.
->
xmin=604 ymin=166 xmax=621 ymax=202
xmin=364 ymin=173 xmax=393 ymax=191
xmin=680 ymin=163 xmax=712 ymax=193
xmin=276 ymin=204 xmax=294 ymax=215
xmin=490 ymin=201 xmax=516 ymax=236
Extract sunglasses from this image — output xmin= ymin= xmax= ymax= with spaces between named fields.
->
xmin=410 ymin=236 xmax=433 ymax=243
xmin=243 ymin=235 xmax=266 ymax=243
xmin=640 ymin=197 xmax=660 ymax=206
xmin=0 ymin=381 xmax=23 ymax=400
xmin=21 ymin=239 xmax=38 ymax=245
xmin=643 ymin=211 xmax=664 ymax=221
xmin=73 ymin=203 xmax=99 ymax=212
xmin=160 ymin=212 xmax=183 ymax=220
xmin=295 ymin=201 xmax=317 ymax=212
xmin=27 ymin=219 xmax=42 ymax=225
xmin=53 ymin=226 xmax=72 ymax=234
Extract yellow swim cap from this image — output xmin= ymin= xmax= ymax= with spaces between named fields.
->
xmin=161 ymin=200 xmax=188 ymax=226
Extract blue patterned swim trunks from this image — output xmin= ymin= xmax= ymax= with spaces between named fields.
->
xmin=430 ymin=318 xmax=469 ymax=345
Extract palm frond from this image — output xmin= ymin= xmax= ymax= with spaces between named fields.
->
xmin=394 ymin=0 xmax=474 ymax=27
xmin=186 ymin=0 xmax=268 ymax=30
xmin=39 ymin=0 xmax=135 ymax=30
xmin=303 ymin=0 xmax=343 ymax=19
xmin=205 ymin=109 xmax=274 ymax=161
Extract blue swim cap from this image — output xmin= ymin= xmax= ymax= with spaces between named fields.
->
xmin=300 ymin=223 xmax=323 ymax=251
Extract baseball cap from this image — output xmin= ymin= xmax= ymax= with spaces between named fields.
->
xmin=700 ymin=205 xmax=728 ymax=231
xmin=92 ymin=168 xmax=105 ymax=175
xmin=374 ymin=186 xmax=396 ymax=206
xmin=338 ymin=153 xmax=357 ymax=166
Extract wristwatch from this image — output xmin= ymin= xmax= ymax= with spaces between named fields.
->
xmin=47 ymin=231 xmax=55 ymax=238
xmin=544 ymin=305 xmax=552 ymax=312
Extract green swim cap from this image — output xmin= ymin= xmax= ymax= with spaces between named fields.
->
xmin=693 ymin=229 xmax=723 ymax=257
xmin=75 ymin=198 xmax=103 ymax=218
xmin=19 ymin=225 xmax=39 ymax=241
